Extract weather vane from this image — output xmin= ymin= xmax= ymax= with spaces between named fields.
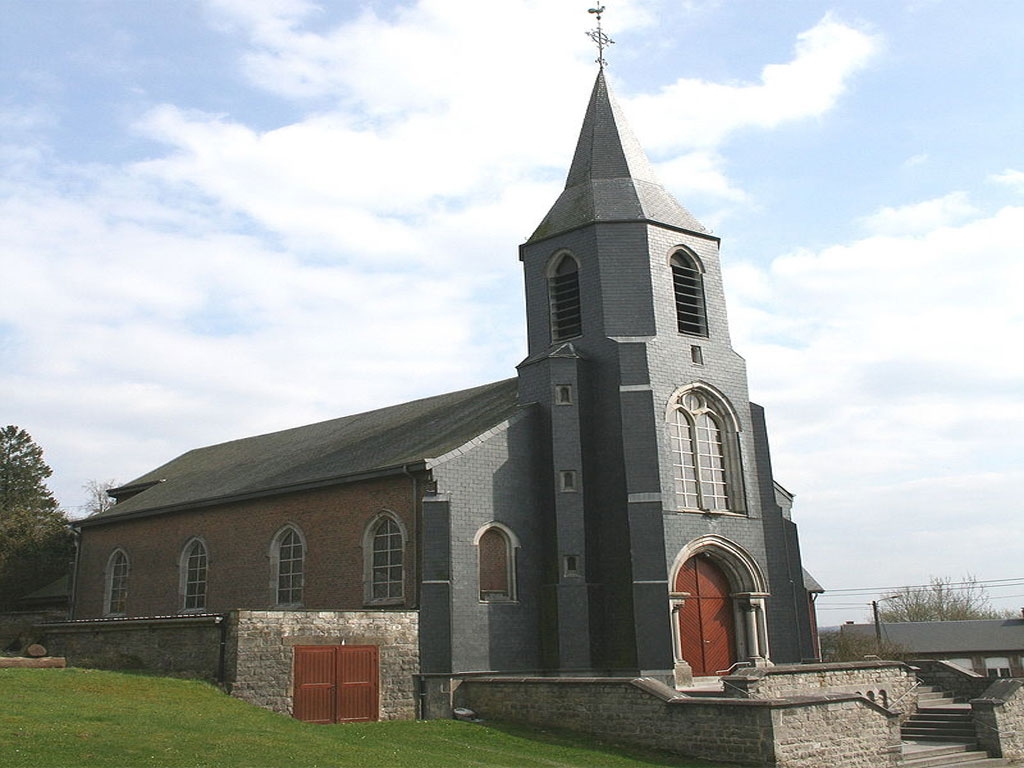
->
xmin=587 ymin=6 xmax=614 ymax=69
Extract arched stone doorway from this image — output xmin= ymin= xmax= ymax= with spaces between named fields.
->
xmin=669 ymin=536 xmax=770 ymax=686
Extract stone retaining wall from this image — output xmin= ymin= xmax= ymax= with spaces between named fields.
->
xmin=971 ymin=678 xmax=1024 ymax=761
xmin=0 ymin=609 xmax=67 ymax=652
xmin=225 ymin=610 xmax=418 ymax=720
xmin=41 ymin=615 xmax=225 ymax=678
xmin=723 ymin=661 xmax=917 ymax=712
xmin=911 ymin=658 xmax=993 ymax=702
xmin=455 ymin=676 xmax=900 ymax=768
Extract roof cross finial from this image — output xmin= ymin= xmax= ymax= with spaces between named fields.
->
xmin=587 ymin=6 xmax=614 ymax=69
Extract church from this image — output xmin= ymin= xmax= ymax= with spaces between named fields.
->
xmin=69 ymin=68 xmax=820 ymax=718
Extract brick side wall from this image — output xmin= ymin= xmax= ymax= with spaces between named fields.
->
xmin=226 ymin=610 xmax=419 ymax=720
xmin=74 ymin=476 xmax=419 ymax=619
xmin=455 ymin=676 xmax=900 ymax=768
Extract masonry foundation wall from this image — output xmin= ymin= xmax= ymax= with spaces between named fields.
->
xmin=41 ymin=615 xmax=224 ymax=678
xmin=970 ymin=679 xmax=1024 ymax=761
xmin=455 ymin=676 xmax=900 ymax=768
xmin=723 ymin=661 xmax=918 ymax=713
xmin=225 ymin=610 xmax=419 ymax=720
xmin=38 ymin=610 xmax=420 ymax=720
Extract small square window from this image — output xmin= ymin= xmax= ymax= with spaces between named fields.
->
xmin=691 ymin=345 xmax=704 ymax=365
xmin=555 ymin=384 xmax=573 ymax=405
xmin=563 ymin=555 xmax=580 ymax=577
xmin=560 ymin=471 xmax=577 ymax=492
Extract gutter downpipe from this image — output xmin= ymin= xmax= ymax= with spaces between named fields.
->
xmin=68 ymin=525 xmax=82 ymax=620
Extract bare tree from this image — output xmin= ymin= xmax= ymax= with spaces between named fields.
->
xmin=878 ymin=575 xmax=1005 ymax=622
xmin=79 ymin=479 xmax=118 ymax=518
xmin=820 ymin=628 xmax=907 ymax=662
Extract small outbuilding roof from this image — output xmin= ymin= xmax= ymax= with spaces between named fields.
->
xmin=842 ymin=619 xmax=1024 ymax=654
xmin=83 ymin=378 xmax=521 ymax=525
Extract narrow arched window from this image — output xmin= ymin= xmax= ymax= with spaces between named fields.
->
xmin=180 ymin=539 xmax=208 ymax=612
xmin=272 ymin=526 xmax=304 ymax=607
xmin=369 ymin=516 xmax=404 ymax=603
xmin=671 ymin=250 xmax=708 ymax=336
xmin=669 ymin=390 xmax=737 ymax=512
xmin=549 ymin=253 xmax=582 ymax=341
xmin=105 ymin=549 xmax=129 ymax=616
xmin=477 ymin=525 xmax=517 ymax=602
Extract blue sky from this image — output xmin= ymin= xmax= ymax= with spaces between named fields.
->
xmin=3 ymin=0 xmax=1022 ymax=623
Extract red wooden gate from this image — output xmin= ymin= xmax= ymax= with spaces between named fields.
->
xmin=675 ymin=556 xmax=736 ymax=676
xmin=293 ymin=645 xmax=379 ymax=723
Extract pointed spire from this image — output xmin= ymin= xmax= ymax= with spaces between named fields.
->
xmin=528 ymin=71 xmax=707 ymax=243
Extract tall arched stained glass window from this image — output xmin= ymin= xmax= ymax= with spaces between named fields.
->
xmin=273 ymin=526 xmax=304 ymax=606
xmin=669 ymin=389 xmax=740 ymax=513
xmin=180 ymin=539 xmax=208 ymax=612
xmin=105 ymin=549 xmax=129 ymax=615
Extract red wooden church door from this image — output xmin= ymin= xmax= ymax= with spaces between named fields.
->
xmin=293 ymin=645 xmax=379 ymax=723
xmin=675 ymin=556 xmax=736 ymax=676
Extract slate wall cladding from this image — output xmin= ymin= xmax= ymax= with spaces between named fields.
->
xmin=455 ymin=676 xmax=900 ymax=768
xmin=226 ymin=610 xmax=419 ymax=720
xmin=73 ymin=476 xmax=420 ymax=619
xmin=430 ymin=412 xmax=545 ymax=674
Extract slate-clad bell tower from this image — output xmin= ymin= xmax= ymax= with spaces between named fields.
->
xmin=517 ymin=70 xmax=815 ymax=679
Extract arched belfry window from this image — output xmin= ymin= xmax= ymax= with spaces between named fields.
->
xmin=475 ymin=523 xmax=519 ymax=602
xmin=670 ymin=250 xmax=708 ymax=336
xmin=364 ymin=512 xmax=405 ymax=605
xmin=668 ymin=387 xmax=743 ymax=513
xmin=180 ymin=538 xmax=208 ymax=612
xmin=548 ymin=252 xmax=582 ymax=341
xmin=271 ymin=525 xmax=305 ymax=607
xmin=105 ymin=549 xmax=129 ymax=616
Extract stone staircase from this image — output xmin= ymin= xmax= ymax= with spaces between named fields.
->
xmin=899 ymin=687 xmax=1008 ymax=768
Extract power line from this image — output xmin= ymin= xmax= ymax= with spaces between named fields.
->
xmin=815 ymin=576 xmax=1024 ymax=598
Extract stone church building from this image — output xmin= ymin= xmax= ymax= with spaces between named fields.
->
xmin=68 ymin=71 xmax=820 ymax=720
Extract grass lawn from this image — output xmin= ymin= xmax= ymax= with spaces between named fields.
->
xmin=0 ymin=668 xmax=729 ymax=768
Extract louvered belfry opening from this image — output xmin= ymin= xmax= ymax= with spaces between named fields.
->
xmin=671 ymin=251 xmax=708 ymax=336
xmin=549 ymin=254 xmax=582 ymax=341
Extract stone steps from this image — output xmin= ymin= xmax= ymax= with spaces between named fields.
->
xmin=901 ymin=742 xmax=1009 ymax=768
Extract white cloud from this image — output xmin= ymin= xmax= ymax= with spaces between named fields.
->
xmin=728 ymin=198 xmax=1024 ymax=600
xmin=991 ymin=168 xmax=1024 ymax=194
xmin=624 ymin=13 xmax=880 ymax=151
xmin=859 ymin=191 xmax=979 ymax=235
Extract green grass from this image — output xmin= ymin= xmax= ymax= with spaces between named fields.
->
xmin=0 ymin=668 xmax=727 ymax=768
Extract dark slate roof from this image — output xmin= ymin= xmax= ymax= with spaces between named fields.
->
xmin=803 ymin=568 xmax=824 ymax=593
xmin=842 ymin=620 xmax=1024 ymax=654
xmin=84 ymin=378 xmax=521 ymax=524
xmin=528 ymin=70 xmax=708 ymax=243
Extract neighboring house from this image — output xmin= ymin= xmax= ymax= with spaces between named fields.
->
xmin=842 ymin=619 xmax=1024 ymax=677
xmin=68 ymin=70 xmax=820 ymax=718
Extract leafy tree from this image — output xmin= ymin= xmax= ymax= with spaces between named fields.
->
xmin=0 ymin=426 xmax=74 ymax=610
xmin=878 ymin=574 xmax=1005 ymax=622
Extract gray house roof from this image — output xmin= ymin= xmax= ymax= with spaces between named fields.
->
xmin=842 ymin=620 xmax=1024 ymax=654
xmin=527 ymin=70 xmax=709 ymax=244
xmin=82 ymin=378 xmax=521 ymax=525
